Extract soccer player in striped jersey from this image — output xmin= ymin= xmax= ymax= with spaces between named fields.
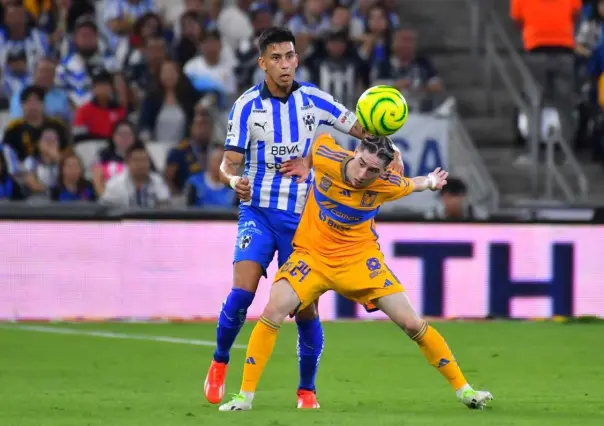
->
xmin=204 ymin=26 xmax=403 ymax=409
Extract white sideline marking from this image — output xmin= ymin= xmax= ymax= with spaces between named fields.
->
xmin=0 ymin=325 xmax=247 ymax=349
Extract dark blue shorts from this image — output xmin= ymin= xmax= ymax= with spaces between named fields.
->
xmin=234 ymin=205 xmax=300 ymax=276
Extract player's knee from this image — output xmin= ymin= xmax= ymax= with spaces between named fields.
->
xmin=262 ymin=279 xmax=299 ymax=325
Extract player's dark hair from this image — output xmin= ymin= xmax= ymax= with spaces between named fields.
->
xmin=257 ymin=27 xmax=296 ymax=54
xmin=359 ymin=136 xmax=396 ymax=167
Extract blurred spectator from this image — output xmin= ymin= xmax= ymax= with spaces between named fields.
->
xmin=139 ymin=60 xmax=198 ymax=143
xmin=91 ymin=120 xmax=137 ymax=195
xmin=9 ymin=58 xmax=71 ymax=123
xmin=55 ymin=16 xmax=121 ymax=108
xmin=115 ymin=12 xmax=165 ymax=71
xmin=23 ymin=0 xmax=64 ymax=45
xmin=49 ymin=150 xmax=97 ymax=202
xmin=171 ymin=0 xmax=207 ymax=40
xmin=359 ymin=4 xmax=392 ymax=69
xmin=287 ymin=0 xmax=330 ymax=39
xmin=101 ymin=142 xmax=170 ymax=207
xmin=273 ymin=0 xmax=297 ymax=27
xmin=217 ymin=0 xmax=254 ymax=50
xmin=330 ymin=4 xmax=361 ymax=38
xmin=186 ymin=146 xmax=235 ymax=207
xmin=424 ymin=178 xmax=487 ymax=221
xmin=173 ymin=11 xmax=203 ymax=66
xmin=0 ymin=144 xmax=24 ymax=201
xmin=102 ymin=0 xmax=157 ymax=51
xmin=235 ymin=3 xmax=274 ymax=89
xmin=64 ymin=0 xmax=96 ymax=34
xmin=1 ymin=45 xmax=31 ymax=101
xmin=309 ymin=29 xmax=364 ymax=109
xmin=510 ymin=0 xmax=581 ymax=145
xmin=73 ymin=69 xmax=127 ymax=142
xmin=2 ymin=85 xmax=69 ymax=161
xmin=184 ymin=29 xmax=237 ymax=109
xmin=0 ymin=141 xmax=21 ymax=178
xmin=575 ymin=0 xmax=604 ymax=58
xmin=0 ymin=1 xmax=49 ymax=73
xmin=125 ymin=34 xmax=167 ymax=107
xmin=164 ymin=112 xmax=214 ymax=194
xmin=23 ymin=124 xmax=61 ymax=194
xmin=374 ymin=27 xmax=443 ymax=112
xmin=349 ymin=0 xmax=397 ymax=39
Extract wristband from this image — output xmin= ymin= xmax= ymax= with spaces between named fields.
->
xmin=229 ymin=176 xmax=241 ymax=190
xmin=427 ymin=174 xmax=437 ymax=190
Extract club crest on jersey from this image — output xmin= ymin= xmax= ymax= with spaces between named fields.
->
xmin=361 ymin=190 xmax=378 ymax=207
xmin=319 ymin=176 xmax=332 ymax=191
xmin=238 ymin=234 xmax=252 ymax=250
xmin=303 ymin=112 xmax=315 ymax=131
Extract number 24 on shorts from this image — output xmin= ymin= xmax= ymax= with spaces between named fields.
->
xmin=282 ymin=260 xmax=312 ymax=283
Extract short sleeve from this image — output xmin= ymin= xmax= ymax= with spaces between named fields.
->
xmin=304 ymin=85 xmax=356 ymax=133
xmin=224 ymin=97 xmax=254 ymax=154
xmin=380 ymin=171 xmax=415 ymax=202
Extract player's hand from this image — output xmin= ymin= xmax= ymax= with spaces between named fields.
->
xmin=391 ymin=150 xmax=404 ymax=175
xmin=280 ymin=158 xmax=311 ymax=183
xmin=427 ymin=167 xmax=448 ymax=191
xmin=233 ymin=176 xmax=251 ymax=201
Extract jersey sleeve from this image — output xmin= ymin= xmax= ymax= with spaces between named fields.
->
xmin=310 ymin=133 xmax=348 ymax=173
xmin=224 ymin=96 xmax=254 ymax=154
xmin=304 ymin=85 xmax=356 ymax=134
xmin=379 ymin=171 xmax=415 ymax=202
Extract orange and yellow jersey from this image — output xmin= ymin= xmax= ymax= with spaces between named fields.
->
xmin=292 ymin=134 xmax=415 ymax=264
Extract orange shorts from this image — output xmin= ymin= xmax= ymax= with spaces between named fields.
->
xmin=274 ymin=249 xmax=405 ymax=313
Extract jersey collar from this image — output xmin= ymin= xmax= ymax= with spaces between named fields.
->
xmin=260 ymin=80 xmax=301 ymax=102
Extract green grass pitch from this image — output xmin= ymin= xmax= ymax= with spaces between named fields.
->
xmin=1 ymin=321 xmax=603 ymax=426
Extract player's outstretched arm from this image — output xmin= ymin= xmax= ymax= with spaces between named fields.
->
xmin=220 ymin=150 xmax=251 ymax=201
xmin=411 ymin=167 xmax=448 ymax=192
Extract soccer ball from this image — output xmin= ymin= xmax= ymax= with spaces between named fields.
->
xmin=355 ymin=85 xmax=408 ymax=136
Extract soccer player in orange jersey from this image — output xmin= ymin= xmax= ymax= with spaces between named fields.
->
xmin=218 ymin=134 xmax=494 ymax=411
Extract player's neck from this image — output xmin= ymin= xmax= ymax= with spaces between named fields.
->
xmin=264 ymin=79 xmax=292 ymax=99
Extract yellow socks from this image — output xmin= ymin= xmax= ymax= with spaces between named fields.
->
xmin=412 ymin=322 xmax=468 ymax=391
xmin=241 ymin=316 xmax=280 ymax=393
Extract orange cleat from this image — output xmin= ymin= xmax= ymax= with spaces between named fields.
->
xmin=297 ymin=389 xmax=320 ymax=409
xmin=204 ymin=360 xmax=228 ymax=404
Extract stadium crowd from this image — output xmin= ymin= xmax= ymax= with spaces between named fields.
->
xmin=0 ymin=0 xmax=446 ymax=209
xmin=512 ymin=0 xmax=604 ymax=167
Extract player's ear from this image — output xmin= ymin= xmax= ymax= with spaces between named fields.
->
xmin=258 ymin=56 xmax=266 ymax=72
xmin=293 ymin=53 xmax=299 ymax=69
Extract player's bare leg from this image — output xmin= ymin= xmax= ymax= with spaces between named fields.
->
xmin=205 ymin=261 xmax=264 ymax=404
xmin=293 ymin=301 xmax=321 ymax=409
xmin=375 ymin=292 xmax=494 ymax=409
xmin=219 ymin=279 xmax=302 ymax=411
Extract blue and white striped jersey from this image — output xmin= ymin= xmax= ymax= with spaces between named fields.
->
xmin=224 ymin=81 xmax=357 ymax=214
xmin=101 ymin=0 xmax=157 ymax=51
xmin=0 ymin=28 xmax=50 ymax=73
xmin=55 ymin=47 xmax=118 ymax=107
